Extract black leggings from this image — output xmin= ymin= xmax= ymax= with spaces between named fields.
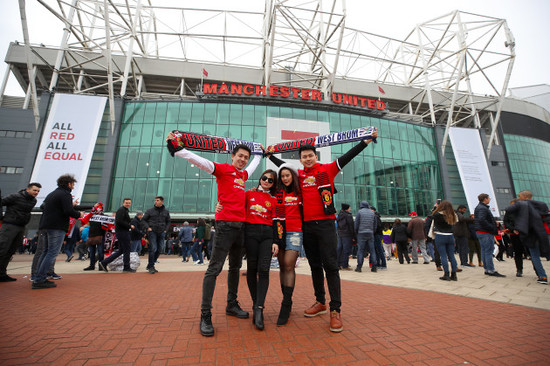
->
xmin=396 ymin=241 xmax=410 ymax=264
xmin=245 ymin=224 xmax=273 ymax=308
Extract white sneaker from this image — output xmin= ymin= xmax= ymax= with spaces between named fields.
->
xmin=193 ymin=260 xmax=200 ymax=265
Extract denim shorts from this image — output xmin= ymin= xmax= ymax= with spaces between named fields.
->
xmin=285 ymin=231 xmax=303 ymax=252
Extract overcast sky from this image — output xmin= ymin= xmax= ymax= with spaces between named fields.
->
xmin=1 ymin=0 xmax=548 ymax=96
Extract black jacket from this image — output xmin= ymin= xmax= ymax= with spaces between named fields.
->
xmin=115 ymin=206 xmax=131 ymax=232
xmin=143 ymin=205 xmax=171 ymax=233
xmin=474 ymin=202 xmax=497 ymax=235
xmin=391 ymin=224 xmax=408 ymax=242
xmin=88 ymin=213 xmax=106 ymax=238
xmin=130 ymin=216 xmax=145 ymax=240
xmin=453 ymin=211 xmax=473 ymax=237
xmin=504 ymin=200 xmax=550 ymax=252
xmin=337 ymin=210 xmax=355 ymax=238
xmin=0 ymin=189 xmax=37 ymax=226
xmin=38 ymin=186 xmax=80 ymax=231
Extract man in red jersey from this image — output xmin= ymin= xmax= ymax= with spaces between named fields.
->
xmin=166 ymin=133 xmax=261 ymax=337
xmin=268 ymin=129 xmax=378 ymax=333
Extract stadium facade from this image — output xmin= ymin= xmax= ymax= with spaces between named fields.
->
xmin=1 ymin=1 xmax=549 ymax=229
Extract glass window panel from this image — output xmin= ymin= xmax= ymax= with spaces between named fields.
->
xmin=123 ymin=103 xmax=135 ymax=124
xmin=280 ymin=107 xmax=293 ymax=118
xmin=305 ymin=109 xmax=318 ymax=121
xmin=131 ymin=179 xmax=149 ymax=210
xmin=145 ymin=179 xmax=160 ymax=201
xmin=183 ymin=179 xmax=198 ymax=212
xmin=254 ymin=126 xmax=266 ymax=144
xmin=144 ymin=103 xmax=156 ymax=123
xmin=197 ymin=180 xmax=212 ymax=212
xmin=229 ymin=125 xmax=242 ymax=138
xmin=154 ymin=103 xmax=168 ymax=123
xmin=340 ymin=114 xmax=351 ymax=131
xmin=254 ymin=106 xmax=267 ymax=126
xmin=242 ymin=105 xmax=255 ymax=125
xmin=136 ymin=147 xmax=152 ymax=177
xmin=140 ymin=124 xmax=154 ymax=146
xmin=115 ymin=147 xmax=128 ymax=177
xmin=179 ymin=103 xmax=192 ymax=123
xmin=152 ymin=124 xmax=166 ymax=146
xmin=166 ymin=103 xmax=180 ymax=123
xmin=191 ymin=103 xmax=205 ymax=124
xmin=148 ymin=148 xmax=162 ymax=178
xmin=132 ymin=103 xmax=145 ymax=123
xmin=204 ymin=104 xmax=217 ymax=123
xmin=267 ymin=106 xmax=279 ymax=118
xmin=170 ymin=179 xmax=186 ymax=212
xmin=158 ymin=179 xmax=172 ymax=202
xmin=109 ymin=178 xmax=124 ymax=210
xmin=293 ymin=108 xmax=306 ymax=120
xmin=230 ymin=104 xmax=243 ymax=124
xmin=317 ymin=110 xmax=329 ymax=122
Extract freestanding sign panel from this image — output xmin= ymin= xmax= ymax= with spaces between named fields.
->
xmin=30 ymin=93 xmax=107 ymax=205
xmin=448 ymin=127 xmax=499 ymax=217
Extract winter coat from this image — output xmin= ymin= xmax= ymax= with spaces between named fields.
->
xmin=115 ymin=206 xmax=131 ymax=232
xmin=473 ymin=202 xmax=497 ymax=235
xmin=337 ymin=209 xmax=355 ymax=238
xmin=143 ymin=205 xmax=171 ymax=233
xmin=38 ymin=186 xmax=81 ymax=231
xmin=355 ymin=201 xmax=377 ymax=234
xmin=391 ymin=224 xmax=408 ymax=242
xmin=453 ymin=211 xmax=474 ymax=238
xmin=130 ymin=216 xmax=145 ymax=241
xmin=504 ymin=200 xmax=550 ymax=252
xmin=407 ymin=217 xmax=426 ymax=240
xmin=0 ymin=189 xmax=37 ymax=226
xmin=178 ymin=226 xmax=193 ymax=243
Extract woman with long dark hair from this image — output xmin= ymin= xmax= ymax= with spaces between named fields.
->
xmin=432 ymin=200 xmax=459 ymax=281
xmin=391 ymin=219 xmax=409 ymax=264
xmin=243 ymin=169 xmax=279 ymax=330
xmin=273 ymin=164 xmax=303 ymax=326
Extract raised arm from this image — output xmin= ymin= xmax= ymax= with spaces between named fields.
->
xmin=245 ymin=154 xmax=261 ymax=177
xmin=174 ymin=148 xmax=215 ymax=174
xmin=336 ymin=129 xmax=377 ymax=170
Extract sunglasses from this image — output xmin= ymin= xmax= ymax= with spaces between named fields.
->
xmin=261 ymin=175 xmax=274 ymax=184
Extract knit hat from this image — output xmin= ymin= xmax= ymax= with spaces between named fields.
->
xmin=341 ymin=203 xmax=350 ymax=210
xmin=409 ymin=212 xmax=418 ymax=217
xmin=136 ymin=211 xmax=144 ymax=216
xmin=278 ymin=163 xmax=298 ymax=177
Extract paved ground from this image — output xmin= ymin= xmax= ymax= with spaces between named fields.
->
xmin=1 ymin=254 xmax=550 ymax=365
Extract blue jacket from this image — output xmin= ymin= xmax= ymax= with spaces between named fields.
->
xmin=355 ymin=201 xmax=377 ymax=234
xmin=179 ymin=226 xmax=193 ymax=242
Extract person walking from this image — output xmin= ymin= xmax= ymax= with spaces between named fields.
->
xmin=142 ymin=196 xmax=171 ymax=274
xmin=407 ymin=211 xmax=430 ymax=264
xmin=167 ymin=133 xmax=261 ymax=337
xmin=192 ymin=218 xmax=206 ymax=265
xmin=32 ymin=174 xmax=83 ymax=289
xmin=432 ymin=201 xmax=459 ymax=281
xmin=98 ymin=198 xmax=135 ymax=273
xmin=0 ymin=182 xmax=41 ymax=282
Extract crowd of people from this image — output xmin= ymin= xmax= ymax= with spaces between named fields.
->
xmin=1 ymin=126 xmax=549 ymax=336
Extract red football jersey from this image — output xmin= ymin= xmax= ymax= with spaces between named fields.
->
xmin=213 ymin=162 xmax=249 ymax=221
xmin=280 ymin=191 xmax=302 ymax=232
xmin=245 ymin=190 xmax=276 ymax=225
xmin=299 ymin=161 xmax=339 ymax=221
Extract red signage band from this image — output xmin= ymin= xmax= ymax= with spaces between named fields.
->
xmin=203 ymin=83 xmax=386 ymax=111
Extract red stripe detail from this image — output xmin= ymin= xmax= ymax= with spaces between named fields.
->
xmin=281 ymin=130 xmax=319 ymax=140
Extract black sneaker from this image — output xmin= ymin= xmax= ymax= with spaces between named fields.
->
xmin=0 ymin=275 xmax=17 ymax=282
xmin=371 ymin=267 xmax=377 ymax=273
xmin=516 ymin=272 xmax=522 ymax=277
xmin=148 ymin=267 xmax=156 ymax=274
xmin=83 ymin=266 xmax=95 ymax=271
xmin=123 ymin=268 xmax=136 ymax=273
xmin=488 ymin=271 xmax=506 ymax=277
xmin=200 ymin=312 xmax=215 ymax=337
xmin=354 ymin=267 xmax=362 ymax=273
xmin=32 ymin=280 xmax=57 ymax=289
xmin=537 ymin=277 xmax=548 ymax=285
xmin=226 ymin=301 xmax=249 ymax=319
xmin=98 ymin=262 xmax=108 ymax=272
xmin=47 ymin=273 xmax=62 ymax=280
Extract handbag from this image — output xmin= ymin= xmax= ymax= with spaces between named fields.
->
xmin=86 ymin=235 xmax=103 ymax=246
xmin=428 ymin=220 xmax=436 ymax=239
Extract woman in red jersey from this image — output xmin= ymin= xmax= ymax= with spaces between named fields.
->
xmin=273 ymin=163 xmax=303 ymax=326
xmin=243 ymin=169 xmax=278 ymax=330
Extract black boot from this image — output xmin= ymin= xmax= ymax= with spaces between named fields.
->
xmin=450 ymin=272 xmax=457 ymax=281
xmin=253 ymin=306 xmax=264 ymax=330
xmin=277 ymin=286 xmax=294 ymax=326
xmin=226 ymin=301 xmax=249 ymax=319
xmin=200 ymin=312 xmax=214 ymax=337
xmin=439 ymin=272 xmax=451 ymax=281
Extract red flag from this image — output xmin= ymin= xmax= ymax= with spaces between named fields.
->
xmin=378 ymin=85 xmax=385 ymax=95
xmin=202 ymin=68 xmax=208 ymax=77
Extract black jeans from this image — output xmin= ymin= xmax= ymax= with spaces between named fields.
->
xmin=244 ymin=224 xmax=273 ymax=308
xmin=455 ymin=236 xmax=469 ymax=265
xmin=0 ymin=223 xmax=25 ymax=276
xmin=201 ymin=221 xmax=244 ymax=313
xmin=303 ymin=220 xmax=341 ymax=312
xmin=103 ymin=230 xmax=131 ymax=270
xmin=396 ymin=241 xmax=410 ymax=264
xmin=510 ymin=234 xmax=525 ymax=273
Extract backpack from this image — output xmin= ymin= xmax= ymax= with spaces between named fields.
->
xmin=337 ymin=213 xmax=348 ymax=231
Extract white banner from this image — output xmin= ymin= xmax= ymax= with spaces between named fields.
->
xmin=31 ymin=94 xmax=107 ymax=205
xmin=448 ymin=127 xmax=499 ymax=216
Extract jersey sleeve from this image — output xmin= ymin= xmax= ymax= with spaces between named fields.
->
xmin=245 ymin=154 xmax=261 ymax=178
xmin=174 ymin=148 xmax=215 ymax=174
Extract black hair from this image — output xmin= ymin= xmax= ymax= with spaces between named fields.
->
xmin=478 ymin=193 xmax=489 ymax=202
xmin=197 ymin=218 xmax=206 ymax=226
xmin=298 ymin=144 xmax=317 ymax=157
xmin=57 ymin=174 xmax=77 ymax=188
xmin=28 ymin=182 xmax=42 ymax=189
xmin=232 ymin=144 xmax=251 ymax=157
xmin=155 ymin=196 xmax=164 ymax=201
xmin=123 ymin=197 xmax=132 ymax=202
xmin=258 ymin=169 xmax=277 ymax=196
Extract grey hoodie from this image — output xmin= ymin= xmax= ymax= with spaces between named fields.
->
xmin=355 ymin=201 xmax=377 ymax=234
